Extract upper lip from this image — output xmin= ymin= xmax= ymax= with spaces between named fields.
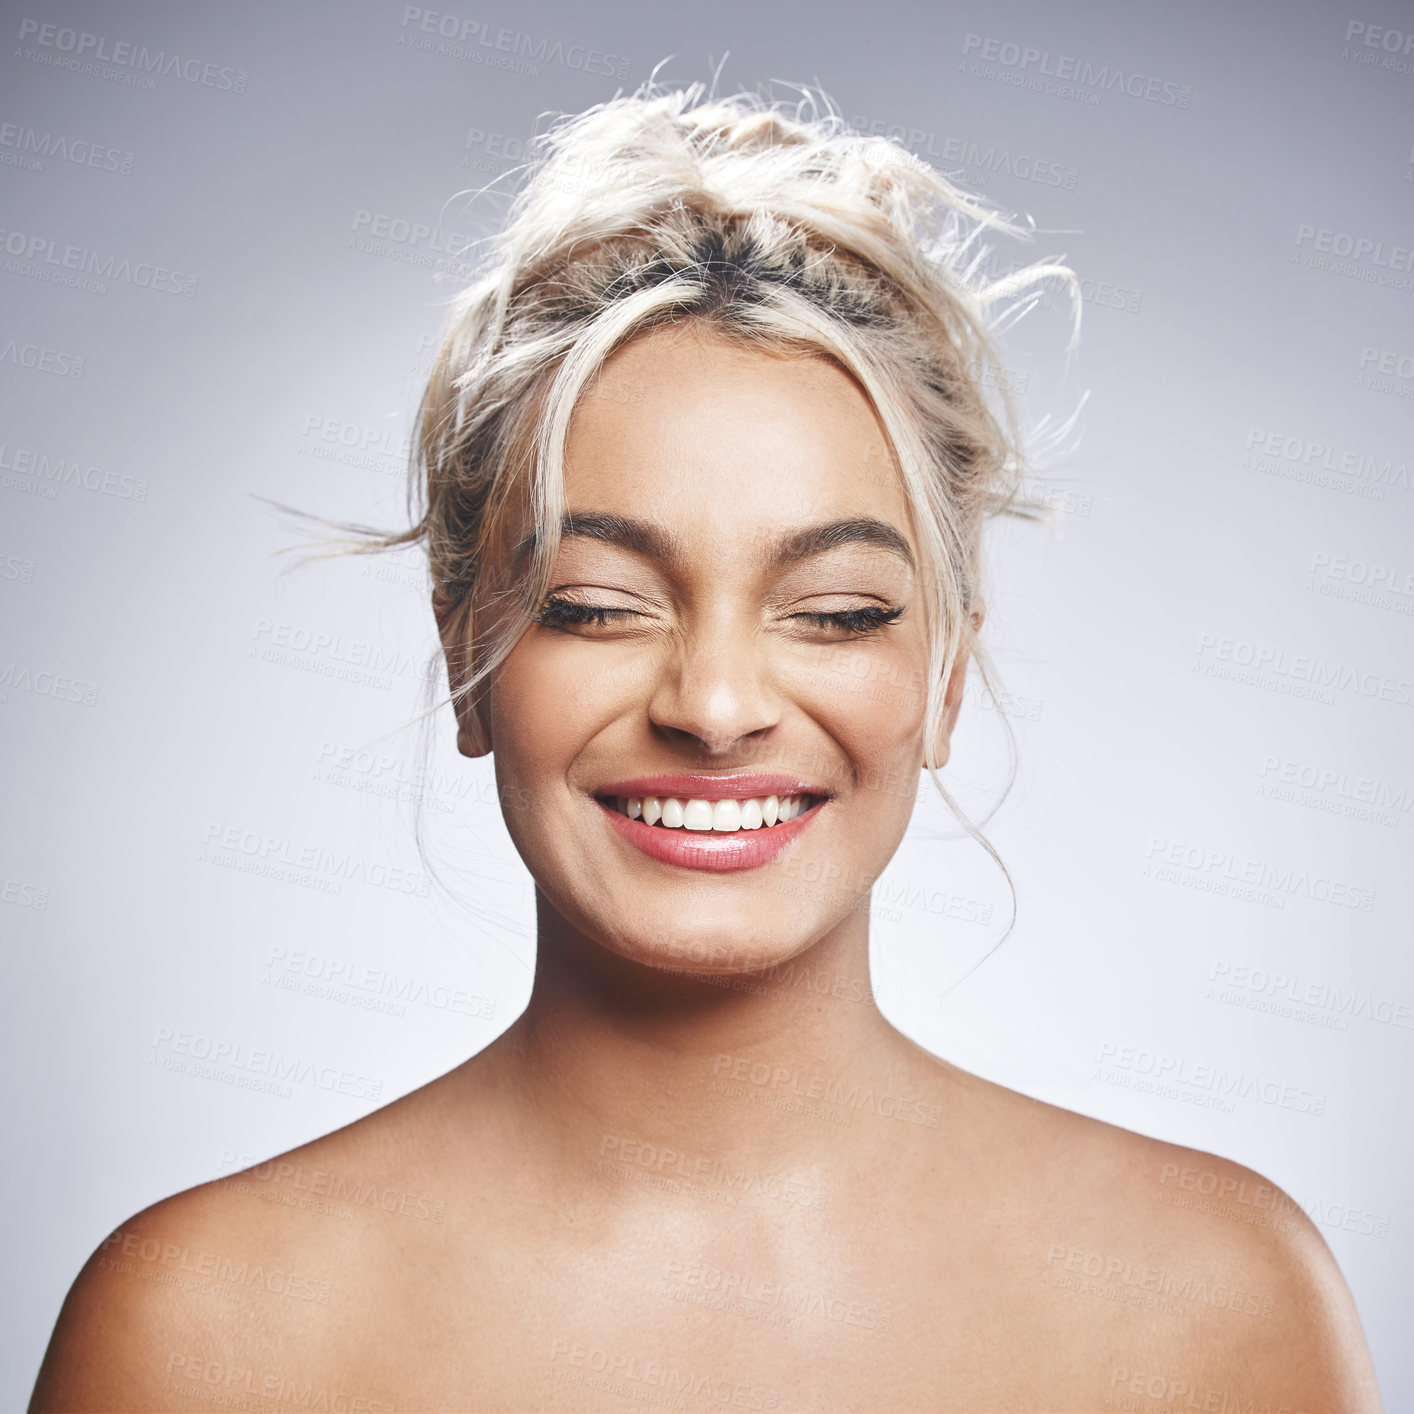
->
xmin=592 ymin=772 xmax=833 ymax=802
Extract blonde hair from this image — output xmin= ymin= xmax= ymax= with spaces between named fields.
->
xmin=361 ymin=78 xmax=1077 ymax=951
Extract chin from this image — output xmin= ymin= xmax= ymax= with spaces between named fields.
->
xmin=520 ymin=797 xmax=878 ymax=977
xmin=593 ymin=904 xmax=839 ymax=977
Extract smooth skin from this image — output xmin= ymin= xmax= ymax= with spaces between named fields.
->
xmin=32 ymin=323 xmax=1382 ymax=1412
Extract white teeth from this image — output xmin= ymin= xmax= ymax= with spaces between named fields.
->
xmin=611 ymin=793 xmax=814 ymax=830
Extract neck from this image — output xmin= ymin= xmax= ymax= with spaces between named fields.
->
xmin=487 ymin=888 xmax=928 ymax=1180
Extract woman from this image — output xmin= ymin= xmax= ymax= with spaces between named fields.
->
xmin=31 ymin=84 xmax=1381 ymax=1413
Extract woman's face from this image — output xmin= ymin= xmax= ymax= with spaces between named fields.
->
xmin=477 ymin=322 xmax=966 ymax=974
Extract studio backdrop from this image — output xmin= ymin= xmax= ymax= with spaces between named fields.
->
xmin=3 ymin=0 xmax=1411 ymax=1406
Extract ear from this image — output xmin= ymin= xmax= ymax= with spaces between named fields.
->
xmin=927 ymin=601 xmax=985 ymax=770
xmin=434 ymin=591 xmax=493 ymax=759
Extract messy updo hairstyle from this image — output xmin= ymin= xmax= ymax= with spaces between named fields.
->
xmin=359 ymin=77 xmax=1076 ymax=942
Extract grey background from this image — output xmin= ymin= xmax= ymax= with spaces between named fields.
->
xmin=2 ymin=0 xmax=1411 ymax=1405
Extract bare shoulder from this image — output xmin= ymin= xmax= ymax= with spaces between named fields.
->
xmin=28 ymin=1075 xmax=465 ymax=1413
xmin=972 ymin=1077 xmax=1384 ymax=1412
xmin=1144 ymin=1135 xmax=1382 ymax=1411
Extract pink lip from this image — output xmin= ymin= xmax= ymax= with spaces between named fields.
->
xmin=594 ymin=772 xmax=828 ymax=802
xmin=594 ymin=796 xmax=825 ymax=874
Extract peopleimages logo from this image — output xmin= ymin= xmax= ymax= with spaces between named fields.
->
xmin=0 ymin=443 xmax=149 ymax=501
xmin=1295 ymin=225 xmax=1412 ymax=271
xmin=1096 ymin=1041 xmax=1327 ymax=1116
xmin=1209 ymin=961 xmax=1414 ymax=1035
xmin=0 ymin=227 xmax=198 ymax=296
xmin=0 ymin=122 xmax=134 ymax=175
xmin=200 ymin=822 xmax=432 ymax=897
xmin=263 ymin=945 xmax=496 ymax=1022
xmin=711 ymin=1053 xmax=943 ymax=1128
xmin=1356 ymin=346 xmax=1414 ymax=400
xmin=150 ymin=1025 xmax=382 ymax=1102
xmin=397 ymin=8 xmax=630 ymax=79
xmin=1242 ymin=428 xmax=1409 ymax=500
xmin=1307 ymin=550 xmax=1414 ymax=620
xmin=0 ymin=337 xmax=83 ymax=378
xmin=1193 ymin=631 xmax=1414 ymax=707
xmin=661 ymin=1259 xmax=892 ymax=1332
xmin=849 ymin=116 xmax=1079 ymax=190
xmin=299 ymin=412 xmax=410 ymax=478
xmin=1258 ymin=753 xmax=1411 ymax=829
xmin=960 ymin=33 xmax=1192 ymax=106
xmin=1144 ymin=837 xmax=1377 ymax=912
xmin=1294 ymin=224 xmax=1414 ymax=293
xmin=163 ymin=1354 xmax=391 ymax=1414
xmin=1341 ymin=20 xmax=1414 ymax=74
xmin=15 ymin=18 xmax=248 ymax=92
xmin=0 ymin=662 xmax=99 ymax=706
xmin=249 ymin=618 xmax=420 ymax=691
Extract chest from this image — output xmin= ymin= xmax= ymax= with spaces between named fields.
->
xmin=341 ymin=1233 xmax=1138 ymax=1412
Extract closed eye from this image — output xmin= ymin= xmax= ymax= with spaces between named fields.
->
xmin=791 ymin=605 xmax=904 ymax=635
xmin=533 ymin=597 xmax=637 ymax=629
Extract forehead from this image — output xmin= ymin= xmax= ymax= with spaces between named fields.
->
xmin=563 ymin=323 xmax=909 ymax=539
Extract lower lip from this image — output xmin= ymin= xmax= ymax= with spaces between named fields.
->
xmin=594 ymin=798 xmax=825 ymax=873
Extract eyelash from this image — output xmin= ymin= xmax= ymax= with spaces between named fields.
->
xmin=533 ymin=597 xmax=905 ymax=635
xmin=794 ymin=605 xmax=904 ymax=635
xmin=534 ymin=599 xmax=633 ymax=629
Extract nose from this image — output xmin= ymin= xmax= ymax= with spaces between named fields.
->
xmin=647 ymin=617 xmax=781 ymax=758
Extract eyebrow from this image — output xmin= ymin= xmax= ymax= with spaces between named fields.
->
xmin=529 ymin=511 xmax=916 ymax=573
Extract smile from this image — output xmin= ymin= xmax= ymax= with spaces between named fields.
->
xmin=589 ymin=776 xmax=830 ymax=873
xmin=602 ymin=794 xmax=814 ymax=831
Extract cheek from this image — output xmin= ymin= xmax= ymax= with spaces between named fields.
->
xmin=487 ymin=639 xmax=645 ymax=783
xmin=790 ymin=636 xmax=929 ymax=745
xmin=784 ymin=638 xmax=929 ymax=826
